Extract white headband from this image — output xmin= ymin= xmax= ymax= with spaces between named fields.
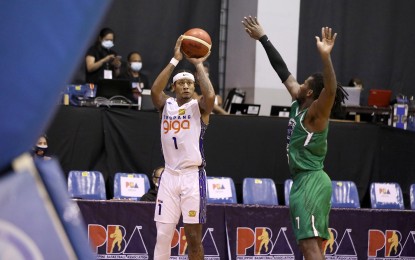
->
xmin=172 ymin=72 xmax=195 ymax=84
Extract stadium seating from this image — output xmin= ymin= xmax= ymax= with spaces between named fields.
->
xmin=284 ymin=179 xmax=293 ymax=206
xmin=68 ymin=171 xmax=106 ymax=200
xmin=206 ymin=176 xmax=237 ymax=204
xmin=370 ymin=182 xmax=404 ymax=209
xmin=242 ymin=178 xmax=278 ymax=205
xmin=113 ymin=173 xmax=150 ymax=200
xmin=331 ymin=180 xmax=360 ymax=208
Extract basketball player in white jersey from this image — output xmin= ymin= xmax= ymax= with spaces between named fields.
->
xmin=151 ymin=35 xmax=215 ymax=260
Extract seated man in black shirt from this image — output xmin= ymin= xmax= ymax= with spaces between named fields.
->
xmin=140 ymin=166 xmax=164 ymax=202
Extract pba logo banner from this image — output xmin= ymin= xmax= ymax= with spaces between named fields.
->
xmin=88 ymin=224 xmax=221 ymax=259
xmin=170 ymin=227 xmax=220 ymax=259
xmin=236 ymin=226 xmax=295 ymax=259
xmin=89 ymin=224 xmax=149 ymax=259
xmin=367 ymin=229 xmax=415 ymax=259
xmin=322 ymin=228 xmax=357 ymax=260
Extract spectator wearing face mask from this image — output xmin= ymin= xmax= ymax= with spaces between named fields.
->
xmin=118 ymin=51 xmax=150 ymax=102
xmin=33 ymin=135 xmax=51 ymax=160
xmin=85 ymin=27 xmax=122 ymax=83
xmin=140 ymin=166 xmax=164 ymax=202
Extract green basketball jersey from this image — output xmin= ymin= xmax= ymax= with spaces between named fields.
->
xmin=287 ymin=101 xmax=328 ymax=178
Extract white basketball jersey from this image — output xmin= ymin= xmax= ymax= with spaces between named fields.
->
xmin=161 ymin=97 xmax=207 ymax=171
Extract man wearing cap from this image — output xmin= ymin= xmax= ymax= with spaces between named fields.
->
xmin=150 ymin=35 xmax=215 ymax=260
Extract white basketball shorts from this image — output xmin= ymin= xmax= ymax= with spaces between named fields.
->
xmin=154 ymin=167 xmax=207 ymax=224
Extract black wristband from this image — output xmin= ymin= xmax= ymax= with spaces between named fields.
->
xmin=259 ymin=35 xmax=269 ymax=44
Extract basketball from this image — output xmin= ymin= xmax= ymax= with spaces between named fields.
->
xmin=181 ymin=28 xmax=212 ymax=58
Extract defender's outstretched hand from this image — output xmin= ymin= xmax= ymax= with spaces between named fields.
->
xmin=315 ymin=27 xmax=337 ymax=57
xmin=242 ymin=16 xmax=265 ymax=40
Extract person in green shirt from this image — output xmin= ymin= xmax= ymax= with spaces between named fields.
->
xmin=242 ymin=16 xmax=346 ymax=260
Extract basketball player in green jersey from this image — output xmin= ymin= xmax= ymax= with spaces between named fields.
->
xmin=242 ymin=16 xmax=346 ymax=259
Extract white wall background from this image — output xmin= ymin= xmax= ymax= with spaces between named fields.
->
xmin=254 ymin=0 xmax=300 ymax=115
xmin=226 ymin=0 xmax=300 ymax=115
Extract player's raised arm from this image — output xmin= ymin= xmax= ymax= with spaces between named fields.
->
xmin=242 ymin=15 xmax=301 ymax=100
xmin=186 ymin=54 xmax=216 ymax=119
xmin=151 ymin=36 xmax=183 ymax=111
xmin=307 ymin=27 xmax=338 ymax=130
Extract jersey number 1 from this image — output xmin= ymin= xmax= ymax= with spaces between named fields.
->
xmin=172 ymin=137 xmax=178 ymax=149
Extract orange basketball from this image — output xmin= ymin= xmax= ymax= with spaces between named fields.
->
xmin=181 ymin=28 xmax=212 ymax=58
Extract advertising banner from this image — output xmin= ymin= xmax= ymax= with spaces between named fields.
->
xmin=225 ymin=206 xmax=415 ymax=259
xmin=78 ymin=201 xmax=415 ymax=259
xmin=77 ymin=201 xmax=226 ymax=259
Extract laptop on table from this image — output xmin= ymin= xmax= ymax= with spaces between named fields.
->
xmin=342 ymin=86 xmax=361 ymax=106
xmin=95 ymin=79 xmax=137 ymax=107
xmin=368 ymin=89 xmax=392 ymax=107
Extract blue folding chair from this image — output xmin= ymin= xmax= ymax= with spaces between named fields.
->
xmin=206 ymin=176 xmax=237 ymax=204
xmin=331 ymin=181 xmax=360 ymax=208
xmin=370 ymin=182 xmax=404 ymax=209
xmin=242 ymin=178 xmax=278 ymax=205
xmin=284 ymin=179 xmax=293 ymax=206
xmin=113 ymin=173 xmax=150 ymax=200
xmin=68 ymin=171 xmax=106 ymax=200
xmin=410 ymin=184 xmax=415 ymax=210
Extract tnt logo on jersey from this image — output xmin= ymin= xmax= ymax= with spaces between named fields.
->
xmin=322 ymin=228 xmax=357 ymax=260
xmin=170 ymin=227 xmax=220 ymax=259
xmin=188 ymin=210 xmax=196 ymax=217
xmin=88 ymin=224 xmax=149 ymax=258
xmin=162 ymin=114 xmax=191 ymax=134
xmin=236 ymin=226 xmax=295 ymax=259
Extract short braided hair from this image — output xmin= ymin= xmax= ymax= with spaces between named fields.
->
xmin=309 ymin=73 xmax=348 ymax=116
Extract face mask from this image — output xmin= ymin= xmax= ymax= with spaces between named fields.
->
xmin=130 ymin=62 xmax=142 ymax=72
xmin=101 ymin=40 xmax=114 ymax=49
xmin=33 ymin=145 xmax=48 ymax=157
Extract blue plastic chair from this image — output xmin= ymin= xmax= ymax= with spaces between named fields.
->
xmin=331 ymin=181 xmax=360 ymax=208
xmin=410 ymin=184 xmax=415 ymax=210
xmin=113 ymin=173 xmax=150 ymax=200
xmin=370 ymin=182 xmax=404 ymax=209
xmin=242 ymin=178 xmax=278 ymax=205
xmin=68 ymin=171 xmax=106 ymax=200
xmin=206 ymin=176 xmax=237 ymax=204
xmin=284 ymin=179 xmax=293 ymax=206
